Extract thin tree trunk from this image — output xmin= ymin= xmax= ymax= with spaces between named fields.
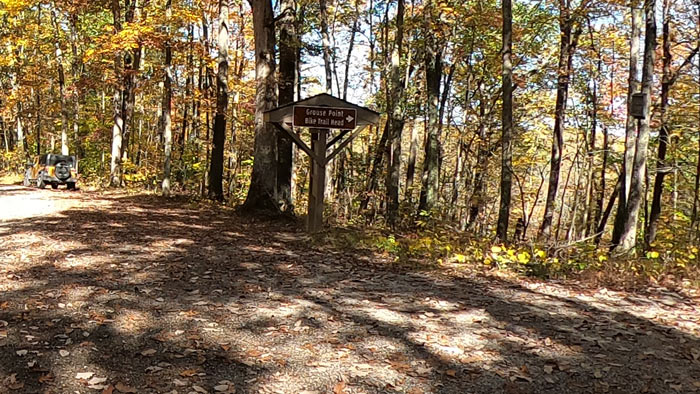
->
xmin=567 ymin=155 xmax=583 ymax=241
xmin=584 ymin=49 xmax=600 ymax=236
xmin=595 ymin=177 xmax=622 ymax=246
xmin=208 ymin=0 xmax=230 ymax=201
xmin=360 ymin=121 xmax=389 ymax=211
xmin=342 ymin=2 xmax=359 ymax=100
xmin=595 ymin=43 xmax=613 ymax=240
xmin=497 ymin=0 xmax=513 ymax=241
xmin=693 ymin=36 xmax=700 ymax=240
xmin=385 ymin=0 xmax=405 ymax=226
xmin=539 ymin=0 xmax=583 ymax=240
xmin=469 ymin=98 xmax=488 ymax=228
xmin=69 ymin=13 xmax=82 ymax=158
xmin=418 ymin=1 xmax=442 ymax=214
xmin=51 ymin=7 xmax=69 ymax=155
xmin=319 ymin=0 xmax=333 ymax=94
xmin=645 ymin=0 xmax=700 ymax=245
xmin=555 ymin=151 xmax=576 ymax=241
xmin=336 ymin=1 xmax=360 ymax=196
xmin=35 ymin=90 xmax=40 ymax=155
xmin=179 ymin=24 xmax=194 ymax=169
xmin=645 ymin=0 xmax=671 ymax=247
xmin=404 ymin=120 xmax=419 ymax=201
xmin=162 ymin=0 xmax=173 ymax=197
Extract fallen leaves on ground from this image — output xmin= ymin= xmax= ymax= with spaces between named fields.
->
xmin=0 ymin=186 xmax=699 ymax=393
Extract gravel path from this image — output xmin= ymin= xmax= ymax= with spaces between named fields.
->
xmin=1 ymin=184 xmax=699 ymax=394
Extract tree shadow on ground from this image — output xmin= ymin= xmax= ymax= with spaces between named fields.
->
xmin=0 ymin=191 xmax=698 ymax=393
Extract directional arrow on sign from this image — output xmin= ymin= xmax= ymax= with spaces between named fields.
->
xmin=346 ymin=115 xmax=354 ymax=123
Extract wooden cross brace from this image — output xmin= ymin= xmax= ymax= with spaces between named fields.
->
xmin=272 ymin=122 xmax=367 ymax=232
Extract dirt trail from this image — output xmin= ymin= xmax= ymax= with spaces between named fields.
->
xmin=1 ymin=184 xmax=699 ymax=394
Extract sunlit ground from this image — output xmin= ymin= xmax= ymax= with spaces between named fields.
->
xmin=1 ymin=184 xmax=699 ymax=393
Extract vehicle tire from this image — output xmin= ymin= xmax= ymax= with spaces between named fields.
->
xmin=36 ymin=174 xmax=45 ymax=189
xmin=51 ymin=183 xmax=59 ymax=189
xmin=55 ymin=161 xmax=71 ymax=181
xmin=67 ymin=182 xmax=76 ymax=191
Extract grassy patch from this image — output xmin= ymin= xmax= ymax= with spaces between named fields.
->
xmin=318 ymin=225 xmax=700 ymax=292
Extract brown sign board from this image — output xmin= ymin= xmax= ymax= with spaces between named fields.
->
xmin=293 ymin=106 xmax=357 ymax=130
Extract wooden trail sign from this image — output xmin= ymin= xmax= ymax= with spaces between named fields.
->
xmin=293 ymin=106 xmax=357 ymax=130
xmin=264 ymin=94 xmax=380 ymax=232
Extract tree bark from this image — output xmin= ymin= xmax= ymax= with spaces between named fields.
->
xmin=584 ymin=50 xmax=600 ymax=236
xmin=162 ymin=0 xmax=173 ymax=197
xmin=243 ymin=0 xmax=279 ymax=212
xmin=497 ymin=0 xmax=513 ymax=241
xmin=693 ymin=34 xmax=700 ymax=241
xmin=539 ymin=0 xmax=583 ymax=240
xmin=319 ymin=0 xmax=333 ymax=94
xmin=404 ymin=120 xmax=419 ymax=201
xmin=276 ymin=0 xmax=296 ymax=213
xmin=645 ymin=0 xmax=700 ymax=245
xmin=51 ymin=7 xmax=69 ymax=155
xmin=595 ymin=177 xmax=621 ymax=246
xmin=614 ymin=0 xmax=656 ymax=253
xmin=469 ymin=97 xmax=489 ymax=228
xmin=645 ymin=0 xmax=671 ymax=247
xmin=385 ymin=0 xmax=405 ymax=226
xmin=69 ymin=13 xmax=82 ymax=159
xmin=611 ymin=5 xmax=642 ymax=246
xmin=360 ymin=121 xmax=389 ymax=212
xmin=418 ymin=2 xmax=442 ymax=214
xmin=109 ymin=0 xmax=138 ymax=187
xmin=208 ymin=0 xmax=230 ymax=201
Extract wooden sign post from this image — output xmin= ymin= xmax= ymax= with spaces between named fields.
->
xmin=307 ymin=129 xmax=327 ymax=232
xmin=264 ymin=94 xmax=380 ymax=232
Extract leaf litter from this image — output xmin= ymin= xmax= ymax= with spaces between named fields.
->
xmin=0 ymin=186 xmax=699 ymax=393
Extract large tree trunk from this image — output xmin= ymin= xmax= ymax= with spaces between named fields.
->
xmin=276 ymin=0 xmax=296 ymax=213
xmin=614 ymin=0 xmax=656 ymax=253
xmin=385 ymin=0 xmax=405 ymax=227
xmin=611 ymin=5 xmax=642 ymax=246
xmin=161 ymin=0 xmax=173 ymax=197
xmin=208 ymin=0 xmax=230 ymax=201
xmin=539 ymin=1 xmax=582 ymax=240
xmin=243 ymin=0 xmax=279 ymax=212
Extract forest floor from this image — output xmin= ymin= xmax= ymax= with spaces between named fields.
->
xmin=1 ymin=184 xmax=699 ymax=394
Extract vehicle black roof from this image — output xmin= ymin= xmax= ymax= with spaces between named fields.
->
xmin=38 ymin=154 xmax=76 ymax=165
